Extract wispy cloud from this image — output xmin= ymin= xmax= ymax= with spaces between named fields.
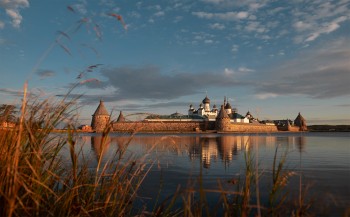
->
xmin=209 ymin=23 xmax=225 ymax=30
xmin=36 ymin=69 xmax=55 ymax=79
xmin=254 ymin=38 xmax=350 ymax=99
xmin=0 ymin=0 xmax=29 ymax=28
xmin=0 ymin=87 xmax=24 ymax=97
xmin=224 ymin=67 xmax=254 ymax=76
xmin=0 ymin=20 xmax=4 ymax=29
xmin=192 ymin=11 xmax=249 ymax=21
xmin=292 ymin=1 xmax=349 ymax=43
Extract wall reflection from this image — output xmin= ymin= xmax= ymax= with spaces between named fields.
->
xmin=84 ymin=134 xmax=306 ymax=168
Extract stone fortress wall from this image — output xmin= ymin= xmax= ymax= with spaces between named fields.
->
xmin=112 ymin=121 xmax=279 ymax=133
xmin=91 ymin=98 xmax=307 ymax=133
xmin=112 ymin=121 xmax=213 ymax=132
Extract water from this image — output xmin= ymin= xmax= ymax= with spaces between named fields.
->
xmin=61 ymin=132 xmax=350 ymax=216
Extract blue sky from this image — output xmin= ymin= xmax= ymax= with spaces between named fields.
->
xmin=0 ymin=0 xmax=349 ymax=125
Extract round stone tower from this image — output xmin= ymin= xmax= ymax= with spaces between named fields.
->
xmin=294 ymin=112 xmax=307 ymax=131
xmin=215 ymin=105 xmax=231 ymax=132
xmin=91 ymin=100 xmax=110 ymax=132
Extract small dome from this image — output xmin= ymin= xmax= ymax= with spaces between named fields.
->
xmin=213 ymin=104 xmax=217 ymax=108
xmin=202 ymin=96 xmax=210 ymax=104
xmin=225 ymin=102 xmax=232 ymax=109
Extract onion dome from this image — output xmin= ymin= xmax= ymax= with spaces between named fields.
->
xmin=93 ymin=100 xmax=109 ymax=116
xmin=202 ymin=96 xmax=210 ymax=104
xmin=225 ymin=102 xmax=232 ymax=109
xmin=213 ymin=104 xmax=217 ymax=109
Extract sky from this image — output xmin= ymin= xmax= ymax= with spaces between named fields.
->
xmin=0 ymin=0 xmax=349 ymax=125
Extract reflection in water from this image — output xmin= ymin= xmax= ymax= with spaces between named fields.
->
xmin=71 ymin=133 xmax=349 ymax=216
xmin=91 ymin=136 xmax=111 ymax=160
xmin=296 ymin=136 xmax=306 ymax=153
xmin=86 ymin=134 xmax=307 ymax=169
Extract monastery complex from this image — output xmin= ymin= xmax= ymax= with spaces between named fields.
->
xmin=90 ymin=96 xmax=307 ymax=133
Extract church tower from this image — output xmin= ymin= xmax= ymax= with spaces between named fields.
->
xmin=91 ymin=100 xmax=110 ymax=132
xmin=203 ymin=96 xmax=211 ymax=112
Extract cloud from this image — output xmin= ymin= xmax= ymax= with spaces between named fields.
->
xmin=0 ymin=20 xmax=4 ymax=29
xmin=78 ymin=65 xmax=247 ymax=102
xmin=244 ymin=21 xmax=266 ymax=33
xmin=209 ymin=23 xmax=225 ymax=30
xmin=293 ymin=21 xmax=312 ymax=32
xmin=154 ymin=11 xmax=165 ymax=17
xmin=231 ymin=44 xmax=239 ymax=52
xmin=201 ymin=0 xmax=223 ymax=4
xmin=304 ymin=17 xmax=347 ymax=42
xmin=336 ymin=103 xmax=350 ymax=107
xmin=36 ymin=69 xmax=55 ymax=79
xmin=249 ymin=3 xmax=265 ymax=11
xmin=192 ymin=11 xmax=249 ymax=21
xmin=0 ymin=87 xmax=24 ymax=97
xmin=0 ymin=0 xmax=29 ymax=28
xmin=254 ymin=93 xmax=278 ymax=100
xmin=292 ymin=0 xmax=350 ymax=44
xmin=254 ymin=39 xmax=350 ymax=99
xmin=224 ymin=67 xmax=254 ymax=76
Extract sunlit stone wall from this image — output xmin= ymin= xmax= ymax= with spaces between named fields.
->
xmin=111 ymin=121 xmax=278 ymax=133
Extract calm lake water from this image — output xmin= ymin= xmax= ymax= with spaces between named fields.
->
xmin=61 ymin=132 xmax=350 ymax=216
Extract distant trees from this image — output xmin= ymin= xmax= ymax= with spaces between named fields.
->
xmin=0 ymin=104 xmax=18 ymax=123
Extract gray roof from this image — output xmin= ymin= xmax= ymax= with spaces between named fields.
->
xmin=230 ymin=112 xmax=245 ymax=119
xmin=93 ymin=100 xmax=109 ymax=116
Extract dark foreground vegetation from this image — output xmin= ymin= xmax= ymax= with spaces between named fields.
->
xmin=0 ymin=93 xmax=347 ymax=216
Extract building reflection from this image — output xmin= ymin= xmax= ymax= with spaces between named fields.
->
xmin=295 ymin=136 xmax=306 ymax=153
xmin=91 ymin=136 xmax=111 ymax=160
xmin=88 ymin=134 xmax=307 ymax=169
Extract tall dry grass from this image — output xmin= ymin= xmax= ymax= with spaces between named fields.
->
xmin=0 ymin=87 xmax=150 ymax=217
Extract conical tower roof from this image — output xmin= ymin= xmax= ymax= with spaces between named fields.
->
xmin=294 ymin=112 xmax=306 ymax=126
xmin=117 ymin=111 xmax=125 ymax=122
xmin=93 ymin=100 xmax=109 ymax=116
xmin=217 ymin=105 xmax=230 ymax=119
